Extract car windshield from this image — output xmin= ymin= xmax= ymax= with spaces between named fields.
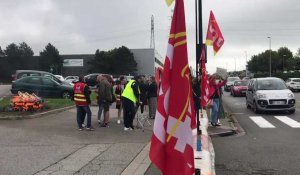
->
xmin=228 ymin=77 xmax=240 ymax=82
xmin=234 ymin=81 xmax=248 ymax=86
xmin=257 ymin=79 xmax=287 ymax=90
xmin=292 ymin=79 xmax=300 ymax=82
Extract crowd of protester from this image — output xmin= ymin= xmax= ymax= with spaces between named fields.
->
xmin=72 ymin=74 xmax=158 ymax=131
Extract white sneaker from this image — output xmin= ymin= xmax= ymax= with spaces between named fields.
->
xmin=82 ymin=124 xmax=86 ymax=128
xmin=124 ymin=127 xmax=130 ymax=131
xmin=117 ymin=120 xmax=121 ymax=124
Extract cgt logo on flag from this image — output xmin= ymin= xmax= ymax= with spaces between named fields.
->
xmin=206 ymin=10 xmax=224 ymax=55
xmin=149 ymin=0 xmax=197 ymax=175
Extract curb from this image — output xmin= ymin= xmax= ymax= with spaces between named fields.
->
xmin=121 ymin=142 xmax=151 ymax=175
xmin=222 ymin=102 xmax=246 ymax=136
xmin=0 ymin=105 xmax=75 ymax=120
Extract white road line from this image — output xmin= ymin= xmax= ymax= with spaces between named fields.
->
xmin=275 ymin=116 xmax=300 ymax=128
xmin=249 ymin=116 xmax=276 ymax=128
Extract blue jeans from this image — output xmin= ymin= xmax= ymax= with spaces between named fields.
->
xmin=211 ymin=98 xmax=220 ymax=124
xmin=98 ymin=104 xmax=104 ymax=121
xmin=76 ymin=105 xmax=92 ymax=128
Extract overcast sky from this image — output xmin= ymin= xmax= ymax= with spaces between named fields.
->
xmin=0 ymin=0 xmax=299 ymax=73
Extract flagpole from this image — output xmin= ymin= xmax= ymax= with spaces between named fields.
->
xmin=195 ymin=0 xmax=203 ymax=135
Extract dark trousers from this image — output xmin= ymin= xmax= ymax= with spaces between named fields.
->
xmin=122 ymin=97 xmax=136 ymax=128
xmin=76 ymin=105 xmax=92 ymax=128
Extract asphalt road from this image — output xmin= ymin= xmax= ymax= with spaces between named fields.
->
xmin=0 ymin=84 xmax=11 ymax=97
xmin=213 ymin=91 xmax=300 ymax=175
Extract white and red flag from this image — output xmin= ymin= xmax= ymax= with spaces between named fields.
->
xmin=149 ymin=0 xmax=197 ymax=174
xmin=206 ymin=10 xmax=224 ymax=55
xmin=200 ymin=47 xmax=213 ymax=107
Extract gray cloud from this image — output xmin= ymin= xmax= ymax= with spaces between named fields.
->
xmin=0 ymin=0 xmax=299 ymax=73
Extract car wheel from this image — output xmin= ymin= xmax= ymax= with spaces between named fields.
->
xmin=62 ymin=91 xmax=71 ymax=99
xmin=288 ymin=109 xmax=295 ymax=114
xmin=246 ymin=98 xmax=251 ymax=109
xmin=253 ymin=101 xmax=260 ymax=114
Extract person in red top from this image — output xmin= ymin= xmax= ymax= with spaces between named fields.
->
xmin=73 ymin=76 xmax=93 ymax=131
xmin=209 ymin=74 xmax=227 ymax=127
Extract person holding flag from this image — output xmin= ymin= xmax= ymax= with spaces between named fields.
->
xmin=149 ymin=0 xmax=197 ymax=174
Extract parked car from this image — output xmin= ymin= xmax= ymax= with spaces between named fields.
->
xmin=54 ymin=75 xmax=65 ymax=82
xmin=230 ymin=80 xmax=248 ymax=96
xmin=11 ymin=76 xmax=73 ymax=98
xmin=246 ymin=77 xmax=295 ymax=114
xmin=224 ymin=77 xmax=240 ymax=91
xmin=13 ymin=70 xmax=70 ymax=86
xmin=65 ymin=76 xmax=79 ymax=85
xmin=286 ymin=78 xmax=300 ymax=92
xmin=84 ymin=73 xmax=113 ymax=87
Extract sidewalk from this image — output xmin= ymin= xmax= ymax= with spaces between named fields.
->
xmin=33 ymin=105 xmax=155 ymax=175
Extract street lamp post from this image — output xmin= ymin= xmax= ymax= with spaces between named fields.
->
xmin=283 ymin=54 xmax=286 ymax=72
xmin=267 ymin=37 xmax=272 ymax=77
xmin=245 ymin=51 xmax=248 ymax=77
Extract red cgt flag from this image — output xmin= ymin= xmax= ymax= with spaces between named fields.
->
xmin=206 ymin=10 xmax=224 ymax=55
xmin=149 ymin=0 xmax=197 ymax=175
xmin=200 ymin=47 xmax=213 ymax=107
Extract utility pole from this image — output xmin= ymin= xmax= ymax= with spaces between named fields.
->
xmin=245 ymin=51 xmax=248 ymax=77
xmin=150 ymin=15 xmax=155 ymax=49
xmin=195 ymin=0 xmax=203 ymax=135
xmin=268 ymin=36 xmax=272 ymax=77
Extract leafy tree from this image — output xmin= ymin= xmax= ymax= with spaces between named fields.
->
xmin=39 ymin=43 xmax=62 ymax=74
xmin=0 ymin=46 xmax=5 ymax=57
xmin=19 ymin=42 xmax=34 ymax=57
xmin=4 ymin=42 xmax=34 ymax=70
xmin=4 ymin=43 xmax=20 ymax=57
xmin=88 ymin=46 xmax=137 ymax=75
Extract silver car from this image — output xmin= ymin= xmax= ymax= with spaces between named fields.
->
xmin=246 ymin=77 xmax=295 ymax=114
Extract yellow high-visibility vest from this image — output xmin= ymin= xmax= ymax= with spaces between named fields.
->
xmin=121 ymin=80 xmax=139 ymax=103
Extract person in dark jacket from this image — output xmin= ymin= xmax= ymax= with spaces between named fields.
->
xmin=139 ymin=75 xmax=149 ymax=113
xmin=73 ymin=75 xmax=93 ymax=131
xmin=97 ymin=75 xmax=112 ymax=128
xmin=148 ymin=76 xmax=157 ymax=119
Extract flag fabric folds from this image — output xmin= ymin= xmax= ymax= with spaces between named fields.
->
xmin=149 ymin=0 xmax=197 ymax=175
xmin=165 ymin=0 xmax=174 ymax=6
xmin=206 ymin=10 xmax=224 ymax=55
xmin=200 ymin=47 xmax=213 ymax=107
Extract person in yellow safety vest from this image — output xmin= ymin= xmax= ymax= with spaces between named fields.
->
xmin=121 ymin=75 xmax=142 ymax=131
xmin=73 ymin=75 xmax=94 ymax=131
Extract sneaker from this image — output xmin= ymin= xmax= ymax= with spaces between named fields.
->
xmin=85 ymin=127 xmax=95 ymax=131
xmin=98 ymin=120 xmax=101 ymax=124
xmin=215 ymin=123 xmax=222 ymax=127
xmin=124 ymin=127 xmax=131 ymax=131
xmin=211 ymin=122 xmax=216 ymax=127
xmin=82 ymin=124 xmax=86 ymax=128
xmin=100 ymin=123 xmax=109 ymax=128
xmin=78 ymin=128 xmax=83 ymax=131
xmin=117 ymin=120 xmax=121 ymax=124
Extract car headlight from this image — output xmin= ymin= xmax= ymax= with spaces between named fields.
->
xmin=288 ymin=93 xmax=294 ymax=98
xmin=257 ymin=93 xmax=266 ymax=99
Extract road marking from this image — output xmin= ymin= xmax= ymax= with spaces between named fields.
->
xmin=249 ymin=116 xmax=275 ymax=128
xmin=231 ymin=113 xmax=244 ymax=115
xmin=275 ymin=116 xmax=300 ymax=128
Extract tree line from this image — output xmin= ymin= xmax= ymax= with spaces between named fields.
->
xmin=247 ymin=47 xmax=300 ymax=74
xmin=0 ymin=42 xmax=137 ymax=77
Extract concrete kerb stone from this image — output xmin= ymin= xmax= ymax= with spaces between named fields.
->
xmin=0 ymin=105 xmax=75 ymax=120
xmin=222 ymin=101 xmax=246 ymax=136
xmin=121 ymin=142 xmax=151 ymax=175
